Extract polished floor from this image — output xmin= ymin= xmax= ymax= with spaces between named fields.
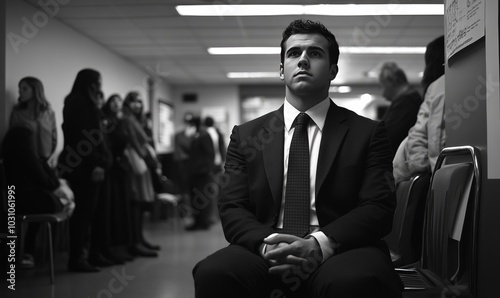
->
xmin=0 ymin=216 xmax=228 ymax=298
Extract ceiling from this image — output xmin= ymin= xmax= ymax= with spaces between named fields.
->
xmin=25 ymin=0 xmax=445 ymax=87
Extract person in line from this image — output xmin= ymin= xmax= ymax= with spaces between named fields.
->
xmin=87 ymin=90 xmax=126 ymax=267
xmin=203 ymin=116 xmax=226 ymax=224
xmin=101 ymin=94 xmax=136 ymax=262
xmin=184 ymin=115 xmax=215 ymax=231
xmin=193 ymin=19 xmax=403 ymax=297
xmin=122 ymin=91 xmax=159 ymax=256
xmin=393 ymin=35 xmax=446 ymax=185
xmin=58 ymin=68 xmax=113 ymax=272
xmin=379 ymin=62 xmax=423 ymax=155
xmin=9 ymin=77 xmax=57 ymax=164
xmin=173 ymin=112 xmax=196 ymax=227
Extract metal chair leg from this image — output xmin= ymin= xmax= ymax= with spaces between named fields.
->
xmin=46 ymin=222 xmax=54 ymax=285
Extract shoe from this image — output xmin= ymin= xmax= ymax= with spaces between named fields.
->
xmin=102 ymin=253 xmax=126 ymax=265
xmin=112 ymin=246 xmax=135 ymax=262
xmin=141 ymin=240 xmax=160 ymax=251
xmin=89 ymin=253 xmax=115 ymax=267
xmin=68 ymin=259 xmax=100 ymax=273
xmin=128 ymin=244 xmax=158 ymax=258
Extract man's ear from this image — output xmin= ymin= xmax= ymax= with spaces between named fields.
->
xmin=279 ymin=64 xmax=284 ymax=80
xmin=330 ymin=65 xmax=339 ymax=80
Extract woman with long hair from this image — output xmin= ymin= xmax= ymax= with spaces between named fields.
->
xmin=121 ymin=91 xmax=160 ymax=257
xmin=9 ymin=77 xmax=57 ymax=162
xmin=58 ymin=68 xmax=113 ymax=272
xmin=393 ymin=35 xmax=446 ymax=184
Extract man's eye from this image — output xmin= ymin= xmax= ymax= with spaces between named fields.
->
xmin=288 ymin=51 xmax=300 ymax=57
xmin=310 ymin=51 xmax=321 ymax=57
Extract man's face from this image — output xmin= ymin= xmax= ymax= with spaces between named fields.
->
xmin=280 ymin=33 xmax=337 ymax=97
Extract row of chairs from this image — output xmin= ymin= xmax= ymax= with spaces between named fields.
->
xmin=386 ymin=145 xmax=481 ymax=297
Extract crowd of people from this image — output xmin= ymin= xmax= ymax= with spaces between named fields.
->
xmin=1 ymin=68 xmax=227 ymax=273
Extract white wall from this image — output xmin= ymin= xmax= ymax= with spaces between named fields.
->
xmin=4 ymin=0 xmax=172 ymax=155
xmin=172 ymin=85 xmax=240 ymax=140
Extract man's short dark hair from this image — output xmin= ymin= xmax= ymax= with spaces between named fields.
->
xmin=280 ymin=19 xmax=340 ymax=66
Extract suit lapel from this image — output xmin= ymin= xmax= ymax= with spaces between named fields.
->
xmin=316 ymin=103 xmax=349 ymax=194
xmin=263 ymin=107 xmax=285 ymax=208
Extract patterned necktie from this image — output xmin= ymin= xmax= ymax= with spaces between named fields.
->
xmin=282 ymin=112 xmax=310 ymax=237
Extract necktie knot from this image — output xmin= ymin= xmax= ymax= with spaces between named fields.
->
xmin=294 ymin=113 xmax=309 ymax=128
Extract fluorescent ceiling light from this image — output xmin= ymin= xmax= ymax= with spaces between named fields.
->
xmin=227 ymin=72 xmax=279 ymax=78
xmin=208 ymin=47 xmax=425 ymax=55
xmin=176 ymin=4 xmax=444 ymax=16
xmin=342 ymin=47 xmax=426 ymax=54
xmin=208 ymin=47 xmax=280 ymax=55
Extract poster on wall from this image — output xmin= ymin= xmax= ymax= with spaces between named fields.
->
xmin=445 ymin=0 xmax=485 ymax=60
xmin=157 ymin=101 xmax=175 ymax=154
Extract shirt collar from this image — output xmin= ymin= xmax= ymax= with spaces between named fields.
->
xmin=284 ymin=97 xmax=331 ymax=132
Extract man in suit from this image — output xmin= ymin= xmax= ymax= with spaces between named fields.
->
xmin=193 ymin=19 xmax=403 ymax=297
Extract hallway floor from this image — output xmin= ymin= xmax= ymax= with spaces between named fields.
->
xmin=0 ymin=217 xmax=228 ymax=298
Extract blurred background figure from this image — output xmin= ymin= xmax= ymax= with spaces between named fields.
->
xmin=173 ymin=112 xmax=196 ymax=227
xmin=122 ymin=91 xmax=159 ymax=257
xmin=185 ymin=115 xmax=214 ymax=231
xmin=87 ymin=90 xmax=125 ymax=268
xmin=203 ymin=116 xmax=226 ymax=224
xmin=393 ymin=35 xmax=446 ymax=184
xmin=101 ymin=94 xmax=135 ymax=263
xmin=9 ymin=77 xmax=57 ymax=164
xmin=4 ymin=76 xmax=73 ymax=269
xmin=58 ymin=68 xmax=112 ymax=273
xmin=379 ymin=62 xmax=423 ymax=155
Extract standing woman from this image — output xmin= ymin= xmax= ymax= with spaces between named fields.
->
xmin=58 ymin=69 xmax=112 ymax=272
xmin=122 ymin=91 xmax=159 ymax=256
xmin=9 ymin=77 xmax=57 ymax=162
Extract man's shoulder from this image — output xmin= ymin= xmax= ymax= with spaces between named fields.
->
xmin=333 ymin=103 xmax=379 ymax=126
xmin=238 ymin=109 xmax=283 ymax=130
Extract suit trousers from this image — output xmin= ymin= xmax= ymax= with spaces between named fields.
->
xmin=193 ymin=244 xmax=403 ymax=298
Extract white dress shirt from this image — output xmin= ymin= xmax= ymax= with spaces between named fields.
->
xmin=263 ymin=97 xmax=336 ymax=262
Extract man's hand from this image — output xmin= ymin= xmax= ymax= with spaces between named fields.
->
xmin=263 ymin=234 xmax=322 ymax=275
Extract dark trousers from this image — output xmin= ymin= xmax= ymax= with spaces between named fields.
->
xmin=193 ymin=244 xmax=403 ymax=298
xmin=90 ymin=177 xmax=111 ymax=256
xmin=68 ymin=176 xmax=102 ymax=262
xmin=189 ymin=173 xmax=213 ymax=227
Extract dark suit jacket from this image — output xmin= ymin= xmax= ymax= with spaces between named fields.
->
xmin=218 ymin=102 xmax=396 ymax=255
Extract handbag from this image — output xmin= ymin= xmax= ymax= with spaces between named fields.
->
xmin=123 ymin=146 xmax=148 ymax=175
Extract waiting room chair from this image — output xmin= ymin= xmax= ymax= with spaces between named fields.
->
xmin=397 ymin=146 xmax=481 ymax=297
xmin=0 ymin=159 xmax=69 ymax=285
xmin=385 ymin=171 xmax=431 ymax=267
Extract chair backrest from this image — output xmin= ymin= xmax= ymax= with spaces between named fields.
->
xmin=421 ymin=145 xmax=480 ymax=296
xmin=386 ymin=171 xmax=431 ymax=267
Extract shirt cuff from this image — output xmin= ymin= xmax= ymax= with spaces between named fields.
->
xmin=310 ymin=231 xmax=336 ymax=262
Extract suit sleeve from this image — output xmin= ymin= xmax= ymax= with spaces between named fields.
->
xmin=218 ymin=125 xmax=276 ymax=254
xmin=321 ymin=121 xmax=397 ymax=253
